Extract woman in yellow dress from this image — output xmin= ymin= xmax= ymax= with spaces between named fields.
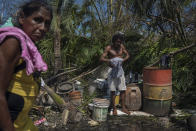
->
xmin=0 ymin=1 xmax=52 ymax=130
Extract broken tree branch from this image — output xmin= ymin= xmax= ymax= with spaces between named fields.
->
xmin=46 ymin=68 xmax=79 ymax=84
xmin=147 ymin=43 xmax=196 ymax=67
xmin=65 ymin=66 xmax=101 ymax=83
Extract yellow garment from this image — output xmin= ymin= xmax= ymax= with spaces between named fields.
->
xmin=8 ymin=59 xmax=39 ymax=96
xmin=13 ymin=96 xmax=38 ymax=131
xmin=8 ymin=59 xmax=39 ymax=131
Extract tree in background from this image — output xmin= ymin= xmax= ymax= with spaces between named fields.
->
xmin=51 ymin=0 xmax=64 ymax=74
xmin=123 ymin=0 xmax=196 ymax=107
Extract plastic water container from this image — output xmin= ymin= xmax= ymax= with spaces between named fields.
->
xmin=125 ymin=84 xmax=142 ymax=111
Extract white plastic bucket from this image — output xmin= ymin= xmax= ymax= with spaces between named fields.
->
xmin=92 ymin=98 xmax=109 ymax=122
xmin=92 ymin=104 xmax=109 ymax=122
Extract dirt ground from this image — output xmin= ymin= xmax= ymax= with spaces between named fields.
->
xmin=29 ymin=82 xmax=192 ymax=131
xmin=29 ymin=106 xmax=189 ymax=131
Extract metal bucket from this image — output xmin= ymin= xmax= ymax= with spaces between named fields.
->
xmin=56 ymin=82 xmax=73 ymax=94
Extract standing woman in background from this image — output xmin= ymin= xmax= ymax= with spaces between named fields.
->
xmin=0 ymin=1 xmax=52 ymax=130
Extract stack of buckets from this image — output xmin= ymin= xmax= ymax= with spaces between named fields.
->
xmin=92 ymin=98 xmax=110 ymax=122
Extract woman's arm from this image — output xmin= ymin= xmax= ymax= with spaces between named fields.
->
xmin=0 ymin=37 xmax=21 ymax=131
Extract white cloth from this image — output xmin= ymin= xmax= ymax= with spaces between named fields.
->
xmin=107 ymin=74 xmax=126 ymax=92
xmin=110 ymin=57 xmax=124 ymax=78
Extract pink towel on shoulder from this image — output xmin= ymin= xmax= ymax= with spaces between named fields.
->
xmin=0 ymin=27 xmax=48 ymax=75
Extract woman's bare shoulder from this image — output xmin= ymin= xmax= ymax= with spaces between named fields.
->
xmin=1 ymin=36 xmax=20 ymax=49
xmin=0 ymin=36 xmax=21 ymax=61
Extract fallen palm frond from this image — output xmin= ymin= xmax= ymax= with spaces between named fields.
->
xmin=41 ymin=84 xmax=68 ymax=111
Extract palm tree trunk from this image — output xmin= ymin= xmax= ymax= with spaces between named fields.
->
xmin=54 ymin=25 xmax=62 ymax=74
xmin=52 ymin=0 xmax=64 ymax=74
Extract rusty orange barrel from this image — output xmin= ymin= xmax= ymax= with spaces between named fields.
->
xmin=143 ymin=67 xmax=172 ymax=85
xmin=143 ymin=67 xmax=172 ymax=116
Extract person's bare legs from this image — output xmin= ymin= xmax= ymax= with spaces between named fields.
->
xmin=111 ymin=91 xmax=117 ymax=115
xmin=120 ymin=91 xmax=130 ymax=115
